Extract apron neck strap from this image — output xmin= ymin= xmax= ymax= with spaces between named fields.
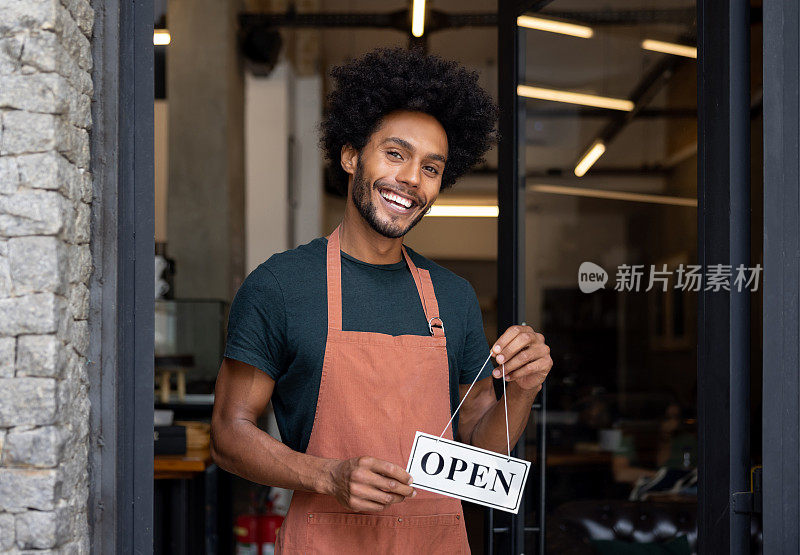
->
xmin=326 ymin=225 xmax=444 ymax=336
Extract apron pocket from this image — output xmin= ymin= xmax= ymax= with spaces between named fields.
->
xmin=305 ymin=512 xmax=468 ymax=554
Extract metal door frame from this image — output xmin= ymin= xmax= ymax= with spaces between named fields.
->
xmin=696 ymin=1 xmax=752 ymax=553
xmin=89 ymin=0 xmax=155 ymax=551
xmin=497 ymin=1 xmax=757 ymax=553
xmin=762 ymin=1 xmax=800 ymax=552
xmin=495 ymin=2 xmax=546 ymax=553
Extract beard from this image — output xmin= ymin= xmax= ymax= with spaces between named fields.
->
xmin=351 ymin=160 xmax=429 ymax=239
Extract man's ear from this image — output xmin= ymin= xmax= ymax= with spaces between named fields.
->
xmin=340 ymin=144 xmax=358 ymax=176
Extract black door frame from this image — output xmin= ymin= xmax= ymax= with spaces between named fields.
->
xmin=696 ymin=1 xmax=751 ymax=553
xmin=762 ymin=1 xmax=800 ymax=552
xmin=100 ymin=0 xmax=800 ymax=552
xmin=89 ymin=0 xmax=155 ymax=551
xmin=497 ymin=1 xmax=760 ymax=553
xmin=495 ymin=1 xmax=543 ymax=553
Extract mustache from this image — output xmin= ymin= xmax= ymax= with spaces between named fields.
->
xmin=372 ymin=181 xmax=426 ymax=207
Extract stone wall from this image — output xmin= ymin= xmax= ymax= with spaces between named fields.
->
xmin=0 ymin=0 xmax=94 ymax=552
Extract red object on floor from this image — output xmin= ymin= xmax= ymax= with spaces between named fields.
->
xmin=234 ymin=514 xmax=260 ymax=555
xmin=258 ymin=513 xmax=284 ymax=555
xmin=234 ymin=512 xmax=284 ymax=555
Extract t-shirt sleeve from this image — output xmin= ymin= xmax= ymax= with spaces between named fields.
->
xmin=459 ymin=281 xmax=493 ymax=384
xmin=223 ymin=264 xmax=287 ymax=380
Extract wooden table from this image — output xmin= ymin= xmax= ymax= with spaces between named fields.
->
xmin=154 ymin=447 xmax=213 ymax=480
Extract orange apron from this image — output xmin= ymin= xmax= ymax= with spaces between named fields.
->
xmin=275 ymin=225 xmax=470 ymax=554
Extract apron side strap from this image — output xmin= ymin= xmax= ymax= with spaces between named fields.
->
xmin=326 ymin=226 xmax=343 ymax=331
xmin=418 ymin=269 xmax=444 ymax=337
xmin=401 ymin=247 xmax=444 ymax=337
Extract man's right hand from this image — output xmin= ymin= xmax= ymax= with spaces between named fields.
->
xmin=321 ymin=456 xmax=416 ymax=512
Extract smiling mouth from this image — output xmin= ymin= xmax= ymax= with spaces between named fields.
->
xmin=377 ymin=187 xmax=418 ymax=212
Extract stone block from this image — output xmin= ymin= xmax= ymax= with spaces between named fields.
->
xmin=54 ymin=118 xmax=88 ymax=168
xmin=2 ymin=426 xmax=65 ymax=468
xmin=0 ymin=156 xmax=19 ymax=193
xmin=0 ymin=378 xmax=57 ymax=427
xmin=15 ymin=509 xmax=67 ymax=549
xmin=0 ymin=293 xmax=63 ymax=336
xmin=79 ymin=170 xmax=91 ymax=203
xmin=68 ymin=283 xmax=88 ymax=320
xmin=0 ymin=73 xmax=70 ymax=115
xmin=16 ymin=335 xmax=64 ymax=378
xmin=0 ymin=0 xmax=59 ymax=35
xmin=0 ymin=111 xmax=57 ymax=155
xmin=55 ymin=297 xmax=72 ymax=345
xmin=61 ymin=0 xmax=94 ymax=37
xmin=58 ymin=439 xmax=87 ymax=505
xmin=9 ymin=237 xmax=67 ymax=294
xmin=67 ymin=244 xmax=90 ymax=284
xmin=67 ymin=91 xmax=91 ymax=130
xmin=0 ymin=468 xmax=60 ymax=511
xmin=16 ymin=152 xmax=59 ymax=190
xmin=0 ymin=189 xmax=63 ymax=236
xmin=0 ymin=35 xmax=24 ymax=75
xmin=0 ymin=512 xmax=14 ymax=550
xmin=0 ymin=337 xmax=14 ymax=377
xmin=18 ymin=32 xmax=92 ymax=97
xmin=0 ymin=254 xmax=11 ymax=297
xmin=70 ymin=319 xmax=87 ymax=356
xmin=73 ymin=202 xmax=89 ymax=244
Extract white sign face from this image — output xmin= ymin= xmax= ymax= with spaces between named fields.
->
xmin=405 ymin=431 xmax=531 ymax=514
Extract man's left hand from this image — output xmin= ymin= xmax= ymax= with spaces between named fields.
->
xmin=491 ymin=325 xmax=552 ymax=392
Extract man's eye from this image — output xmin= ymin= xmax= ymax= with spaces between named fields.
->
xmin=424 ymin=166 xmax=439 ymax=175
xmin=388 ymin=151 xmax=402 ymax=159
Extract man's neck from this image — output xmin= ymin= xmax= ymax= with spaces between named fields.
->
xmin=337 ymin=204 xmax=404 ymax=264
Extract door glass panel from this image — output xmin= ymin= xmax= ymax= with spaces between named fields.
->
xmin=516 ymin=3 xmax=698 ymax=551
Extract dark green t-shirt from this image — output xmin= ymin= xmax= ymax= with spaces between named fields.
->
xmin=223 ymin=237 xmax=493 ymax=453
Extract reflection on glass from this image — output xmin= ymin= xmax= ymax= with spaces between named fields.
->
xmin=515 ymin=2 xmax=699 ymax=552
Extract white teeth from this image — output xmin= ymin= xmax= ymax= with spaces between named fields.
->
xmin=380 ymin=190 xmax=412 ymax=209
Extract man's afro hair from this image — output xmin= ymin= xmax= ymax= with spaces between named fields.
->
xmin=320 ymin=47 xmax=498 ymax=195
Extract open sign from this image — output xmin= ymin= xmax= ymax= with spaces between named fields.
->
xmin=406 ymin=431 xmax=531 ymax=514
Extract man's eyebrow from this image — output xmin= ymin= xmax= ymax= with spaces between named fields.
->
xmin=383 ymin=137 xmax=447 ymax=164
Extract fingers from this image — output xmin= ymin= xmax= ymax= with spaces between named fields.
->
xmin=351 ymin=482 xmax=407 ymax=506
xmin=339 ymin=457 xmax=415 ymax=512
xmin=348 ymin=497 xmax=387 ymax=513
xmin=503 ymin=355 xmax=552 ymax=383
xmin=366 ymin=457 xmax=414 ymax=490
xmin=492 ymin=326 xmax=547 ymax=373
xmin=358 ymin=458 xmax=415 ymax=497
xmin=491 ymin=325 xmax=528 ymax=356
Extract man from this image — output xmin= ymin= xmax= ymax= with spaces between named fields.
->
xmin=211 ymin=47 xmax=552 ymax=553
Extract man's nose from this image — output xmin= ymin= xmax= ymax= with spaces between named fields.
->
xmin=396 ymin=163 xmax=421 ymax=188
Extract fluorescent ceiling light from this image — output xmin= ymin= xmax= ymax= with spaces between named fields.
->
xmin=641 ymin=39 xmax=696 ymax=59
xmin=517 ymin=15 xmax=593 ymax=38
xmin=427 ymin=205 xmax=499 ymax=218
xmin=411 ymin=0 xmax=426 ymax=37
xmin=574 ymin=141 xmax=606 ymax=177
xmin=517 ymin=85 xmax=634 ymax=111
xmin=529 ymin=184 xmax=697 ymax=207
xmin=154 ymin=29 xmax=170 ymax=45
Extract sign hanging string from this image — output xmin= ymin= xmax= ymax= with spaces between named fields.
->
xmin=438 ymin=350 xmax=512 ymax=460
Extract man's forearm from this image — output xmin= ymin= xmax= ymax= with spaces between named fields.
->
xmin=211 ymin=417 xmax=334 ymax=495
xmin=468 ymin=382 xmax=540 ymax=454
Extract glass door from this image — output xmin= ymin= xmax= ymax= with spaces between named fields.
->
xmin=496 ymin=2 xmax=702 ymax=552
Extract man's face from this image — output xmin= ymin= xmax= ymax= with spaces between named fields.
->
xmin=344 ymin=110 xmax=448 ymax=239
